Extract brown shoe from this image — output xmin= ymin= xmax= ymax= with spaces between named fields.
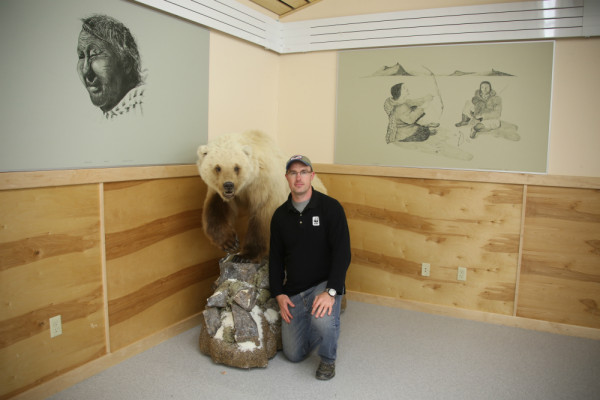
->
xmin=316 ymin=361 xmax=335 ymax=380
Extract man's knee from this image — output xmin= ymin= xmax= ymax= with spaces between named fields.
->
xmin=311 ymin=313 xmax=339 ymax=334
xmin=282 ymin=346 xmax=306 ymax=363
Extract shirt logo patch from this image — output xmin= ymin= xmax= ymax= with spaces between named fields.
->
xmin=312 ymin=216 xmax=320 ymax=226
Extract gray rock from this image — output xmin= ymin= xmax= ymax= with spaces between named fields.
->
xmin=206 ymin=286 xmax=229 ymax=308
xmin=203 ymin=307 xmax=221 ymax=337
xmin=216 ymin=258 xmax=259 ymax=286
xmin=254 ymin=264 xmax=270 ymax=289
xmin=231 ymin=304 xmax=259 ymax=344
xmin=233 ymin=286 xmax=257 ymax=311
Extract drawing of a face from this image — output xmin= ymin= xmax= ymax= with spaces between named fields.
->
xmin=400 ymin=84 xmax=410 ymax=100
xmin=480 ymin=82 xmax=492 ymax=98
xmin=77 ymin=30 xmax=130 ymax=112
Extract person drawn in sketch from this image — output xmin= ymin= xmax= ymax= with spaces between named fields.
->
xmin=455 ymin=81 xmax=502 ymax=138
xmin=77 ymin=14 xmax=146 ymax=120
xmin=384 ymin=83 xmax=439 ymax=144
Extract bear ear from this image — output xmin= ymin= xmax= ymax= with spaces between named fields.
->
xmin=197 ymin=145 xmax=208 ymax=161
xmin=241 ymin=145 xmax=252 ymax=157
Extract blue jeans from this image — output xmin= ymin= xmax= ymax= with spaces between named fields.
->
xmin=281 ymin=281 xmax=341 ymax=364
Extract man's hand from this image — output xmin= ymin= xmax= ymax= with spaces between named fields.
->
xmin=311 ymin=292 xmax=335 ymax=318
xmin=276 ymin=294 xmax=295 ymax=324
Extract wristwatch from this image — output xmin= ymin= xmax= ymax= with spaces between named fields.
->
xmin=326 ymin=288 xmax=337 ymax=297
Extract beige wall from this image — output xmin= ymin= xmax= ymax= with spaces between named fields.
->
xmin=207 ymin=30 xmax=280 ymax=138
xmin=206 ymin=0 xmax=600 ymax=177
xmin=549 ymin=38 xmax=600 ymax=176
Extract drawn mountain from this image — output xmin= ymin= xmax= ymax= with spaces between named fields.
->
xmin=448 ymin=68 xmax=514 ymax=76
xmin=449 ymin=70 xmax=475 ymax=76
xmin=372 ymin=64 xmax=514 ymax=77
xmin=371 ymin=63 xmax=414 ymax=76
xmin=483 ymin=68 xmax=514 ymax=76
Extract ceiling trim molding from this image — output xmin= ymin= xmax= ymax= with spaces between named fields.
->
xmin=133 ymin=0 xmax=598 ymax=53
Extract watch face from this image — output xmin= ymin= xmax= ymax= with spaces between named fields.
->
xmin=328 ymin=288 xmax=336 ymax=296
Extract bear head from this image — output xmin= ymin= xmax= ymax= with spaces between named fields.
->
xmin=196 ymin=140 xmax=258 ymax=202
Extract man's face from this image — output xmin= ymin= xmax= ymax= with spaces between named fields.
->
xmin=77 ymin=30 xmax=129 ymax=112
xmin=286 ymin=162 xmax=314 ymax=198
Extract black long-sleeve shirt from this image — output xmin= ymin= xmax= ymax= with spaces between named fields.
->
xmin=269 ymin=189 xmax=351 ymax=297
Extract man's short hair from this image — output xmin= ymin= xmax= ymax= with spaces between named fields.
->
xmin=81 ymin=14 xmax=143 ymax=87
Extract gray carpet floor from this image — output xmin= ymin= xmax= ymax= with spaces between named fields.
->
xmin=48 ymin=300 xmax=600 ymax=400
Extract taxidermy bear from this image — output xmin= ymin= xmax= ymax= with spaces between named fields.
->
xmin=196 ymin=130 xmax=326 ymax=262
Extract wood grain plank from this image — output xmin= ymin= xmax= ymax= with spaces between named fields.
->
xmin=104 ymin=177 xmax=205 ymax=233
xmin=320 ymin=174 xmax=521 ymax=315
xmin=0 ymin=234 xmax=97 ymax=272
xmin=0 ymin=287 xmax=103 ymax=349
xmin=103 ymin=177 xmax=221 ymax=350
xmin=0 ymin=185 xmax=105 ymax=399
xmin=105 ymin=209 xmax=203 ymax=261
xmin=1 ymin=319 xmax=106 ymax=399
xmin=3 ymin=164 xmax=599 ymax=192
xmin=315 ymin=164 xmax=600 ymax=189
xmin=0 ymin=165 xmax=198 ymax=190
xmin=108 ymin=260 xmax=218 ymax=326
xmin=106 ymin=229 xmax=221 ymax=301
xmin=518 ymin=186 xmax=600 ymax=328
xmin=109 ymin=279 xmax=215 ymax=351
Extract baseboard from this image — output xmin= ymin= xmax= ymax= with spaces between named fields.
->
xmin=346 ymin=291 xmax=600 ymax=341
xmin=12 ymin=314 xmax=203 ymax=400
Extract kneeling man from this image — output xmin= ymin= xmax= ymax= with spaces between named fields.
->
xmin=269 ymin=155 xmax=351 ymax=380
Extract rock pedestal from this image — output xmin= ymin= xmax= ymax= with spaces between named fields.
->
xmin=199 ymin=256 xmax=281 ymax=368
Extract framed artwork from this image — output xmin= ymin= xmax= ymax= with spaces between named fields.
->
xmin=335 ymin=42 xmax=554 ymax=173
xmin=0 ymin=0 xmax=209 ymax=171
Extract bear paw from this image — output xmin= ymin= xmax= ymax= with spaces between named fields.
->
xmin=230 ymin=253 xmax=257 ymax=263
xmin=221 ymin=236 xmax=240 ymax=254
xmin=208 ymin=230 xmax=240 ymax=254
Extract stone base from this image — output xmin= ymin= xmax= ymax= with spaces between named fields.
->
xmin=198 ymin=256 xmax=282 ymax=369
xmin=199 ymin=312 xmax=281 ymax=369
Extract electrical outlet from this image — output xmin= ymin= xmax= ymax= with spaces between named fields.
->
xmin=457 ymin=267 xmax=467 ymax=281
xmin=50 ymin=315 xmax=62 ymax=338
xmin=421 ymin=263 xmax=431 ymax=277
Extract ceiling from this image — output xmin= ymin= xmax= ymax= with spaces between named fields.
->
xmin=248 ymin=0 xmax=321 ymax=17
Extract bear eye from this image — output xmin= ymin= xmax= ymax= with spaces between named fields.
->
xmin=234 ymin=165 xmax=240 ymax=174
xmin=215 ymin=165 xmax=221 ymax=173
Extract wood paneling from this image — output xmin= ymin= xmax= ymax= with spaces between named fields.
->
xmin=519 ymin=186 xmax=600 ymax=328
xmin=319 ymin=174 xmax=523 ymax=315
xmin=3 ymin=163 xmax=599 ymax=191
xmin=103 ymin=177 xmax=221 ymax=350
xmin=314 ymin=164 xmax=600 ymax=189
xmin=1 ymin=167 xmax=599 ymax=399
xmin=0 ymin=165 xmax=198 ymax=191
xmin=0 ymin=185 xmax=105 ymax=399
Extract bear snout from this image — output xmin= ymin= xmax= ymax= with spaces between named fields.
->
xmin=223 ymin=181 xmax=235 ymax=199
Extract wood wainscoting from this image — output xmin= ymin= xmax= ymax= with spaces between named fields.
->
xmin=1 ymin=164 xmax=599 ymax=399
xmin=1 ymin=167 xmax=222 ymax=400
xmin=316 ymin=164 xmax=600 ymax=340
